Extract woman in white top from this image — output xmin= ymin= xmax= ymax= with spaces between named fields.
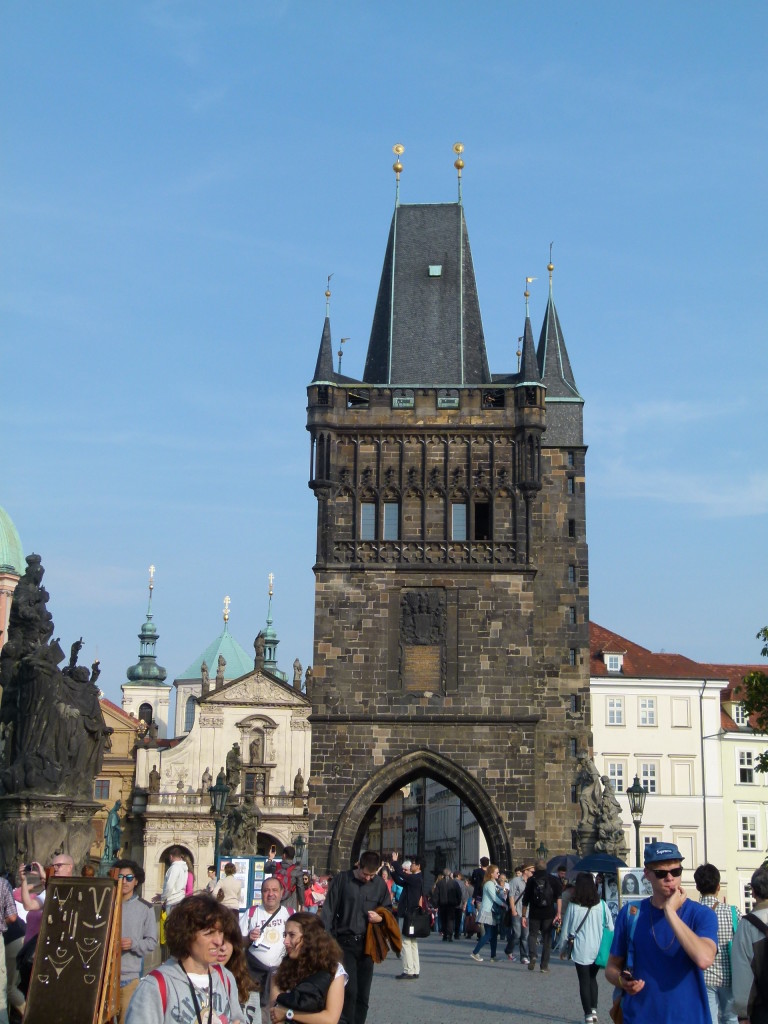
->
xmin=269 ymin=912 xmax=348 ymax=1024
xmin=560 ymin=873 xmax=614 ymax=1024
xmin=218 ymin=862 xmax=244 ymax=910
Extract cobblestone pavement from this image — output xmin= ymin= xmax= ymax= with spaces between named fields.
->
xmin=366 ymin=935 xmax=615 ymax=1024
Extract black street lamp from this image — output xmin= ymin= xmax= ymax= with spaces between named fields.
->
xmin=209 ymin=767 xmax=230 ymax=867
xmin=536 ymin=841 xmax=549 ymax=862
xmin=295 ymin=835 xmax=306 ymax=867
xmin=626 ymin=775 xmax=648 ymax=868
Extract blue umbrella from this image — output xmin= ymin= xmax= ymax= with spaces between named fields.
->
xmin=572 ymin=852 xmax=628 ymax=873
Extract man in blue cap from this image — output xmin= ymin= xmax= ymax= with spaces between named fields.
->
xmin=604 ymin=842 xmax=718 ymax=1024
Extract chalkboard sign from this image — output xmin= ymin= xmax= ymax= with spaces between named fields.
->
xmin=26 ymin=877 xmax=121 ymax=1024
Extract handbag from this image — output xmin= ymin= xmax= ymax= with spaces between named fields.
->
xmin=595 ymin=901 xmax=613 ymax=968
xmin=404 ymin=898 xmax=431 ymax=939
xmin=275 ymin=970 xmax=332 ymax=1013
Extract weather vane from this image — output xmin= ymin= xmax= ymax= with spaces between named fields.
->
xmin=268 ymin=572 xmax=274 ymax=597
xmin=223 ymin=595 xmax=231 ymax=624
xmin=524 ymin=276 xmax=536 ymax=316
xmin=325 ymin=273 xmax=333 ymax=317
xmin=548 ymin=242 xmax=555 ymax=286
xmin=338 ymin=337 xmax=349 ymax=375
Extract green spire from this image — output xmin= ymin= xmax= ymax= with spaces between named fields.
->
xmin=126 ymin=564 xmax=168 ymax=685
xmin=262 ymin=572 xmax=279 ymax=671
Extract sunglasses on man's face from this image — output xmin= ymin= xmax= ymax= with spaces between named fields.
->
xmin=117 ymin=874 xmax=136 ymax=882
xmin=650 ymin=866 xmax=683 ymax=879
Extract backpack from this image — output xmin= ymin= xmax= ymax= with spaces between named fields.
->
xmin=531 ymin=875 xmax=554 ymax=912
xmin=149 ymin=964 xmax=230 ymax=1014
xmin=274 ymin=862 xmax=299 ymax=898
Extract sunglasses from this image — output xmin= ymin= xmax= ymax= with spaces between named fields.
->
xmin=117 ymin=874 xmax=136 ymax=882
xmin=650 ymin=867 xmax=683 ymax=879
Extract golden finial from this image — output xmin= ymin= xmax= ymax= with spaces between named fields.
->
xmin=516 ymin=337 xmax=523 ymax=373
xmin=325 ymin=273 xmax=333 ymax=317
xmin=453 ymin=142 xmax=465 ymax=202
xmin=223 ymin=595 xmax=231 ymax=624
xmin=148 ymin=564 xmax=155 ymax=591
xmin=548 ymin=242 xmax=554 ymax=291
xmin=268 ymin=572 xmax=274 ymax=598
xmin=524 ymin=277 xmax=536 ymax=316
xmin=392 ymin=143 xmax=404 ymax=205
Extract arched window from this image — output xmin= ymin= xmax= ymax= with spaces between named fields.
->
xmin=138 ymin=703 xmax=153 ymax=726
xmin=184 ymin=696 xmax=197 ymax=732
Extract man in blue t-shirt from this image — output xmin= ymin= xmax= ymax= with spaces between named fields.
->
xmin=605 ymin=842 xmax=718 ymax=1024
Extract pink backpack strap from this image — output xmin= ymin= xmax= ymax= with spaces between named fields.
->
xmin=149 ymin=969 xmax=167 ymax=1013
xmin=213 ymin=963 xmax=231 ymax=995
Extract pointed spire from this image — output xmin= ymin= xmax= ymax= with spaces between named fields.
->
xmin=262 ymin=572 xmax=280 ymax=672
xmin=536 ymin=260 xmax=582 ymax=399
xmin=517 ymin=312 xmax=541 ymax=385
xmin=312 ymin=316 xmax=335 ymax=383
xmin=126 ymin=565 xmax=168 ymax=684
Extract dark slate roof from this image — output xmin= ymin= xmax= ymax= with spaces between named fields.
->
xmin=311 ymin=317 xmax=361 ymax=385
xmin=537 ymin=289 xmax=582 ymax=400
xmin=362 ymin=203 xmax=491 ymax=386
xmin=517 ymin=315 xmax=541 ymax=385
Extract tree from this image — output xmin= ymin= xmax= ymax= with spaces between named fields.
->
xmin=736 ymin=627 xmax=768 ymax=772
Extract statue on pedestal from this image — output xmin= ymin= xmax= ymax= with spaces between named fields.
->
xmin=148 ymin=764 xmax=161 ymax=794
xmin=226 ymin=743 xmax=242 ymax=793
xmin=103 ymin=800 xmax=122 ymax=861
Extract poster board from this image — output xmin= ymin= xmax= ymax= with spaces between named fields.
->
xmin=216 ymin=855 xmax=268 ymax=909
xmin=617 ymin=867 xmax=652 ymax=909
xmin=26 ymin=877 xmax=121 ymax=1024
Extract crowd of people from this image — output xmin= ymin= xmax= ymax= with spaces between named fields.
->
xmin=4 ymin=840 xmax=768 ymax=1024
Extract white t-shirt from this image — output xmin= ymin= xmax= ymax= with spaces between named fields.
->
xmin=238 ymin=905 xmax=290 ymax=968
xmin=162 ymin=860 xmax=189 ymax=906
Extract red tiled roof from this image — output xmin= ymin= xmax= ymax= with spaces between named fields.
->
xmin=590 ymin=623 xmax=726 ymax=681
xmin=100 ymin=698 xmax=140 ymax=728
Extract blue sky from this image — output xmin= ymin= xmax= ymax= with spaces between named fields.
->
xmin=3 ymin=2 xmax=767 ymax=709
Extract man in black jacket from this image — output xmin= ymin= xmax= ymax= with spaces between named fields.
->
xmin=390 ymin=852 xmax=425 ymax=980
xmin=320 ymin=851 xmax=391 ymax=1024
xmin=521 ymin=860 xmax=563 ymax=974
xmin=433 ymin=868 xmax=462 ymax=942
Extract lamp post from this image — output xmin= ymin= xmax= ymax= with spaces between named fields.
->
xmin=626 ymin=775 xmax=648 ymax=868
xmin=209 ymin=768 xmax=230 ymax=867
xmin=536 ymin=841 xmax=549 ymax=862
xmin=295 ymin=835 xmax=306 ymax=868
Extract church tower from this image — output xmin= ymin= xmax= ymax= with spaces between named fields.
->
xmin=306 ymin=149 xmax=589 ymax=870
xmin=121 ymin=566 xmax=170 ymax=738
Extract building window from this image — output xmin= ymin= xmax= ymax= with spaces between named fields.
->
xmin=607 ymin=761 xmax=625 ymax=793
xmin=640 ymin=762 xmax=658 ymax=794
xmin=474 ymin=501 xmax=491 ymax=541
xmin=138 ymin=703 xmax=153 ymax=726
xmin=639 ymin=697 xmax=657 ymax=726
xmin=739 ymin=750 xmax=755 ymax=784
xmin=568 ymin=519 xmax=576 ymax=538
xmin=382 ymin=501 xmax=399 ymax=540
xmin=567 ymin=451 xmax=575 ymax=467
xmin=569 ymin=694 xmax=581 ymax=714
xmin=568 ymin=648 xmax=577 ymax=667
xmin=733 ymin=703 xmax=748 ymax=727
xmin=567 ymin=477 xmax=575 ymax=495
xmin=606 ymin=654 xmax=621 ymax=673
xmin=644 ymin=835 xmax=660 ymax=847
xmin=94 ymin=779 xmax=110 ymax=800
xmin=568 ymin=565 xmax=576 ymax=584
xmin=184 ymin=696 xmax=197 ymax=732
xmin=741 ymin=814 xmax=758 ymax=850
xmin=568 ymin=606 xmax=577 ymax=625
xmin=607 ymin=697 xmax=624 ymax=726
xmin=744 ymin=883 xmax=755 ymax=913
xmin=569 ymin=738 xmax=578 ymax=757
xmin=360 ymin=502 xmax=376 ymax=540
xmin=451 ymin=503 xmax=467 ymax=541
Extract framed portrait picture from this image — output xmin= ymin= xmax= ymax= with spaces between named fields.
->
xmin=618 ymin=867 xmax=651 ymax=905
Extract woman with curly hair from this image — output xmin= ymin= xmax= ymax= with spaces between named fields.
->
xmin=217 ymin=908 xmax=260 ymax=1018
xmin=125 ymin=894 xmax=244 ymax=1024
xmin=269 ymin=913 xmax=348 ymax=1024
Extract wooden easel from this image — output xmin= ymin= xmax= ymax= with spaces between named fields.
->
xmin=97 ymin=878 xmax=122 ymax=1023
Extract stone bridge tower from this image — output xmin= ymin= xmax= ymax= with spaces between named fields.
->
xmin=306 ymin=157 xmax=590 ymax=871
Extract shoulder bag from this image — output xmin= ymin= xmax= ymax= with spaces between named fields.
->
xmin=403 ymin=896 xmax=431 ymax=939
xmin=595 ymin=901 xmax=613 ymax=967
xmin=559 ymin=902 xmax=591 ymax=960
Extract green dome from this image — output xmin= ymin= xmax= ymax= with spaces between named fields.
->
xmin=0 ymin=508 xmax=24 ymax=575
xmin=177 ymin=624 xmax=253 ymax=682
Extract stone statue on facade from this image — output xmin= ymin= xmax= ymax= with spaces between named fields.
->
xmin=200 ymin=660 xmax=210 ymax=691
xmin=0 ymin=555 xmax=113 ymax=800
xmin=575 ymin=752 xmax=602 ymax=827
xmin=225 ymin=742 xmax=242 ymax=793
xmin=215 ymin=654 xmax=226 ymax=688
xmin=574 ymin=751 xmax=629 ymax=860
xmin=249 ymin=734 xmax=263 ymax=765
xmin=253 ymin=631 xmax=265 ymax=668
xmin=148 ymin=764 xmax=161 ymax=794
xmin=293 ymin=768 xmax=305 ymax=797
xmin=293 ymin=659 xmax=302 ymax=687
xmin=201 ymin=766 xmax=212 ymax=794
xmin=304 ymin=666 xmax=312 ymax=691
xmin=593 ymin=776 xmax=629 ymax=859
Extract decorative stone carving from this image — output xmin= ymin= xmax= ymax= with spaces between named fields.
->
xmin=290 ymin=714 xmax=311 ymax=731
xmin=225 ymin=743 xmax=242 ymax=792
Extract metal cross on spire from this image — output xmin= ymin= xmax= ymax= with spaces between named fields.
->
xmin=223 ymin=594 xmax=231 ymax=623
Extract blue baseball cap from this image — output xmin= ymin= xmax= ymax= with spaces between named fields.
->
xmin=644 ymin=842 xmax=684 ymax=865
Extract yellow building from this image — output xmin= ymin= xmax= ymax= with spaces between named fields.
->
xmin=89 ymin=698 xmax=140 ymax=865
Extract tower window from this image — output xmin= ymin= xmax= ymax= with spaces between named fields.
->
xmin=568 ymin=565 xmax=576 ymax=583
xmin=568 ymin=606 xmax=577 ymax=624
xmin=567 ymin=451 xmax=575 ymax=467
xmin=474 ymin=502 xmax=491 ymax=541
xmin=184 ymin=696 xmax=197 ymax=732
xmin=451 ymin=503 xmax=467 ymax=541
xmin=568 ymin=519 xmax=576 ymax=538
xmin=360 ymin=502 xmax=376 ymax=540
xmin=568 ymin=648 xmax=577 ymax=666
xmin=567 ymin=477 xmax=575 ymax=495
xmin=383 ymin=502 xmax=399 ymax=541
xmin=138 ymin=703 xmax=153 ymax=726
